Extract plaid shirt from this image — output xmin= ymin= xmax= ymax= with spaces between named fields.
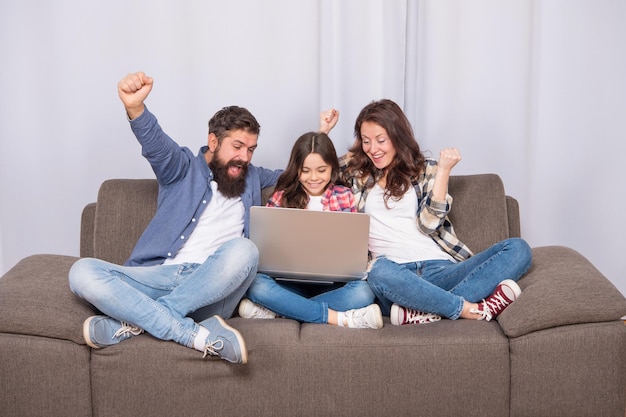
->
xmin=267 ymin=184 xmax=357 ymax=212
xmin=339 ymin=155 xmax=473 ymax=262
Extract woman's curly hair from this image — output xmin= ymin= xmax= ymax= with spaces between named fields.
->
xmin=346 ymin=99 xmax=425 ymax=205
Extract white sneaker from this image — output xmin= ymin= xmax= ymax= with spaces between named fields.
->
xmin=390 ymin=304 xmax=441 ymax=325
xmin=344 ymin=304 xmax=383 ymax=329
xmin=238 ymin=298 xmax=277 ymax=319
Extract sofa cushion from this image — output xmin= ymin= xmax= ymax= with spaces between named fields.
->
xmin=0 ymin=254 xmax=96 ymax=344
xmin=497 ymin=246 xmax=626 ymax=338
xmin=509 ymin=321 xmax=626 ymax=417
xmin=93 ymin=179 xmax=158 ymax=265
xmin=88 ymin=318 xmax=511 ymax=417
xmin=89 ymin=319 xmax=304 ymax=417
xmin=447 ymin=174 xmax=511 ymax=253
xmin=0 ymin=333 xmax=92 ymax=417
xmin=298 ymin=318 xmax=510 ymax=417
xmin=85 ymin=174 xmax=514 ymax=266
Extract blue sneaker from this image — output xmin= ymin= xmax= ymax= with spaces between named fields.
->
xmin=201 ymin=316 xmax=248 ymax=364
xmin=83 ymin=315 xmax=144 ymax=349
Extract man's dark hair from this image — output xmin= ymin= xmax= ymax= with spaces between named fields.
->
xmin=208 ymin=106 xmax=260 ymax=141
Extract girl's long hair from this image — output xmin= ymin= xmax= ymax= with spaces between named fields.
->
xmin=275 ymin=132 xmax=343 ymax=209
xmin=347 ymin=99 xmax=425 ymax=204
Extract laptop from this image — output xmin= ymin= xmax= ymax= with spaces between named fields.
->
xmin=249 ymin=206 xmax=370 ymax=283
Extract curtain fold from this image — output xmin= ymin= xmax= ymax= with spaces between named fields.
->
xmin=318 ymin=0 xmax=626 ymax=295
xmin=319 ymin=0 xmax=408 ymax=150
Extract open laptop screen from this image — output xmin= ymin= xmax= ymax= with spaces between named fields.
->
xmin=249 ymin=206 xmax=370 ymax=283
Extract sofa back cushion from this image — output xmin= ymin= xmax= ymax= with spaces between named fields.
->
xmin=90 ymin=174 xmax=514 ymax=264
xmin=447 ymin=173 xmax=511 ymax=253
xmin=93 ymin=179 xmax=158 ymax=265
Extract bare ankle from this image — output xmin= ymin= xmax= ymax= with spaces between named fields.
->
xmin=460 ymin=301 xmax=482 ymax=320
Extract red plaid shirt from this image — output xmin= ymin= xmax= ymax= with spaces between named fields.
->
xmin=267 ymin=184 xmax=357 ymax=212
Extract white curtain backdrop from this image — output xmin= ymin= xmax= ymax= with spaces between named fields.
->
xmin=0 ymin=222 xmax=3 ymax=274
xmin=1 ymin=0 xmax=625 ymax=297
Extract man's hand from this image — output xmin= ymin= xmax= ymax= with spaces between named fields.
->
xmin=319 ymin=108 xmax=339 ymax=134
xmin=117 ymin=72 xmax=154 ymax=120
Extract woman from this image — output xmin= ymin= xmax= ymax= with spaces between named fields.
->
xmin=339 ymin=99 xmax=532 ymax=325
xmin=239 ymin=131 xmax=383 ymax=329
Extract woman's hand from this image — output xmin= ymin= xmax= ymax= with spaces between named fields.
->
xmin=431 ymin=148 xmax=461 ymax=202
xmin=437 ymin=148 xmax=461 ymax=173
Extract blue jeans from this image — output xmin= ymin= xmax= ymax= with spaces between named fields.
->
xmin=367 ymin=238 xmax=532 ymax=320
xmin=246 ymin=273 xmax=376 ymax=323
xmin=69 ymin=237 xmax=258 ymax=348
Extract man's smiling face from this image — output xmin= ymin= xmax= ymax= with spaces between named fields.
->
xmin=207 ymin=130 xmax=258 ymax=198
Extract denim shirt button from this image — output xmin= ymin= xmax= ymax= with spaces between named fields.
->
xmin=180 ymin=235 xmax=185 ymax=239
xmin=167 ymin=252 xmax=172 ymax=257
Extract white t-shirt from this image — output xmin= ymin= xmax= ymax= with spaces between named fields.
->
xmin=365 ymin=184 xmax=453 ymax=264
xmin=307 ymin=195 xmax=324 ymax=211
xmin=163 ymin=181 xmax=244 ymax=265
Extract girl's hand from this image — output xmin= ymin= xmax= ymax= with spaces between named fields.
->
xmin=319 ymin=109 xmax=339 ymax=134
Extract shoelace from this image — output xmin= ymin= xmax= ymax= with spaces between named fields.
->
xmin=202 ymin=338 xmax=224 ymax=358
xmin=470 ymin=301 xmax=493 ymax=321
xmin=484 ymin=290 xmax=513 ymax=314
xmin=344 ymin=308 xmax=363 ymax=327
xmin=252 ymin=304 xmax=275 ymax=319
xmin=112 ymin=322 xmax=143 ymax=340
xmin=404 ymin=308 xmax=441 ymax=324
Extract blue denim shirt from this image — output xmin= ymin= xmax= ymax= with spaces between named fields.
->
xmin=124 ymin=107 xmax=282 ymax=266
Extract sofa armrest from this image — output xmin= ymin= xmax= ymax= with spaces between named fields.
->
xmin=505 ymin=196 xmax=520 ymax=238
xmin=0 ymin=255 xmax=96 ymax=344
xmin=497 ymin=246 xmax=626 ymax=338
xmin=80 ymin=202 xmax=96 ymax=258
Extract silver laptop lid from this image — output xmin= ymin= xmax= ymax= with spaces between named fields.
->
xmin=249 ymin=206 xmax=370 ymax=283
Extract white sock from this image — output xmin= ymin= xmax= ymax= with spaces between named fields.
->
xmin=193 ymin=326 xmax=210 ymax=352
xmin=337 ymin=311 xmax=347 ymax=327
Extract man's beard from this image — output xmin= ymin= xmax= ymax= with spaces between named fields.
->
xmin=208 ymin=154 xmax=248 ymax=199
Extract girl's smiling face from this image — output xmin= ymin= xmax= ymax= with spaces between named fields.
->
xmin=360 ymin=121 xmax=396 ymax=170
xmin=299 ymin=152 xmax=332 ymax=196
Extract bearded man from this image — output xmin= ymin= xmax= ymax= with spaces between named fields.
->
xmin=68 ymin=72 xmax=282 ymax=364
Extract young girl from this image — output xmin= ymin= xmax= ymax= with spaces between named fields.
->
xmin=239 ymin=131 xmax=383 ymax=329
xmin=339 ymin=99 xmax=532 ymax=325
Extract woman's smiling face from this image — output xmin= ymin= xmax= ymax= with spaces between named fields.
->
xmin=360 ymin=121 xmax=396 ymax=170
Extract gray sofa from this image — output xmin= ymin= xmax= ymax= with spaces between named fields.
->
xmin=1 ymin=174 xmax=625 ymax=417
